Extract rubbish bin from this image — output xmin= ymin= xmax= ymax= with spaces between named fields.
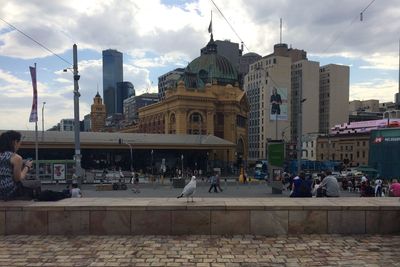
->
xmin=172 ymin=178 xmax=185 ymax=188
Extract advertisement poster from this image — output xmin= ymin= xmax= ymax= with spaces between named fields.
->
xmin=53 ymin=164 xmax=66 ymax=180
xmin=270 ymin=87 xmax=288 ymax=121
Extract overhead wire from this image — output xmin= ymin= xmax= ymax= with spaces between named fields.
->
xmin=322 ymin=0 xmax=377 ymax=53
xmin=0 ymin=16 xmax=72 ymax=66
xmin=209 ymin=0 xmax=250 ymax=52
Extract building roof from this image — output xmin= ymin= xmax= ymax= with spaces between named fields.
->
xmin=5 ymin=130 xmax=235 ymax=147
xmin=183 ymin=37 xmax=238 ymax=89
xmin=242 ymin=52 xmax=261 ymax=58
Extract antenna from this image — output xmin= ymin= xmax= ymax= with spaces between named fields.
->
xmin=280 ymin=18 xmax=282 ymax=44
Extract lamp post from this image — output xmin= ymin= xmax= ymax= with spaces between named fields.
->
xmin=275 ymin=112 xmax=278 ymax=140
xmin=206 ymin=152 xmax=209 ymax=174
xmin=126 ymin=143 xmax=133 ymax=172
xmin=151 ymin=149 xmax=154 ymax=175
xmin=41 ymin=101 xmax=46 ymax=141
xmin=181 ymin=154 xmax=184 ymax=178
xmin=297 ymin=98 xmax=307 ymax=174
xmin=72 ymin=44 xmax=82 ymax=183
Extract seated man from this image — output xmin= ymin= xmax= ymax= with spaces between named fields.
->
xmin=319 ymin=171 xmax=340 ymax=197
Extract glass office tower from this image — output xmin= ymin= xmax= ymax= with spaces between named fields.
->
xmin=102 ymin=49 xmax=123 ymax=116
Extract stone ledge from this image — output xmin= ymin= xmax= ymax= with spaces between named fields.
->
xmin=0 ymin=198 xmax=399 ymax=235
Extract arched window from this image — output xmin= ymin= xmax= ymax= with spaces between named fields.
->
xmin=188 ymin=112 xmax=203 ymax=134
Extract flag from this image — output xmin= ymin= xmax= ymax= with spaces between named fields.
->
xmin=29 ymin=65 xmax=38 ymax=122
xmin=208 ymin=19 xmax=212 ymax=34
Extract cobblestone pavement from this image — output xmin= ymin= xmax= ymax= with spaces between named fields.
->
xmin=0 ymin=235 xmax=399 ymax=266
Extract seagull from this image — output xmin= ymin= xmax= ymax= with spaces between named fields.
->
xmin=177 ymin=176 xmax=196 ymax=202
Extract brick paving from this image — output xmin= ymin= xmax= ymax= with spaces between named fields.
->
xmin=0 ymin=235 xmax=399 ymax=266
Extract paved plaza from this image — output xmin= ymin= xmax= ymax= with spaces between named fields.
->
xmin=43 ymin=180 xmax=361 ymax=198
xmin=0 ymin=235 xmax=399 ymax=266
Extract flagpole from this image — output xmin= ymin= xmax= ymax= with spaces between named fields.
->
xmin=34 ymin=63 xmax=39 ymax=180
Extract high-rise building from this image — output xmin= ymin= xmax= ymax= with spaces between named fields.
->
xmin=123 ymin=93 xmax=159 ymax=122
xmin=319 ymin=64 xmax=350 ymax=134
xmin=102 ymin=49 xmax=123 ymax=116
xmin=291 ymin=60 xmax=320 ymax=140
xmin=83 ymin=114 xmax=91 ymax=132
xmin=116 ymin=81 xmax=134 ymax=114
xmin=158 ymin=68 xmax=185 ymax=100
xmin=238 ymin=52 xmax=261 ymax=80
xmin=201 ymin=39 xmax=242 ymax=70
xmin=91 ymin=92 xmax=106 ymax=132
xmin=244 ymin=54 xmax=291 ymax=162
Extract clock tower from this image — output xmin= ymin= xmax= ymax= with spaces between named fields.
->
xmin=90 ymin=92 xmax=106 ymax=132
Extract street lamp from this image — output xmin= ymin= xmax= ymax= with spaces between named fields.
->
xmin=41 ymin=101 xmax=46 ymax=141
xmin=151 ymin=149 xmax=154 ymax=175
xmin=181 ymin=154 xmax=184 ymax=178
xmin=126 ymin=143 xmax=133 ymax=172
xmin=206 ymin=152 xmax=209 ymax=173
xmin=297 ymin=98 xmax=307 ymax=174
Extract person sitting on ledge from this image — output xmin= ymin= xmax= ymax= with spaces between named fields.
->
xmin=0 ymin=130 xmax=40 ymax=200
xmin=290 ymin=171 xmax=312 ymax=198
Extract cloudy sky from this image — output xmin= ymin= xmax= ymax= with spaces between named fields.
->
xmin=0 ymin=0 xmax=399 ymax=130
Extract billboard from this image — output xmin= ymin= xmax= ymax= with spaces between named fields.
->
xmin=269 ymin=87 xmax=288 ymax=121
xmin=268 ymin=142 xmax=285 ymax=167
xmin=53 ymin=164 xmax=66 ymax=180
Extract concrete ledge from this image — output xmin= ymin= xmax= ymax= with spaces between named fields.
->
xmin=0 ymin=198 xmax=399 ymax=235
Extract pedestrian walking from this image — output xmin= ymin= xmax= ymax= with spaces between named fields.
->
xmin=132 ymin=173 xmax=140 ymax=193
xmin=208 ymin=174 xmax=218 ymax=193
xmin=375 ymin=177 xmax=383 ymax=197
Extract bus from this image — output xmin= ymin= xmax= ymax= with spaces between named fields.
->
xmin=254 ymin=160 xmax=268 ymax=180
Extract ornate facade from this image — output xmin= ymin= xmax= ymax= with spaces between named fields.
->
xmin=136 ymin=36 xmax=249 ymax=163
xmin=90 ymin=92 xmax=106 ymax=132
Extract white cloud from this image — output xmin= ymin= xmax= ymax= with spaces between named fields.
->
xmin=350 ymin=79 xmax=398 ymax=102
xmin=132 ymin=52 xmax=189 ymax=68
xmin=0 ymin=0 xmax=399 ymax=131
xmin=359 ymin=53 xmax=398 ymax=70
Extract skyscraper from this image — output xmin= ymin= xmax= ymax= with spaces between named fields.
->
xmin=102 ymin=49 xmax=123 ymax=116
xmin=244 ymin=54 xmax=292 ymax=162
xmin=158 ymin=68 xmax=185 ymax=100
xmin=116 ymin=81 xmax=134 ymax=114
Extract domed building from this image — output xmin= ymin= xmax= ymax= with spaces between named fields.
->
xmin=135 ymin=36 xmax=249 ymax=165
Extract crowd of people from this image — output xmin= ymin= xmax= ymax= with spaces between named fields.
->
xmin=284 ymin=170 xmax=400 ymax=198
xmin=1 ymin=130 xmax=400 ymax=201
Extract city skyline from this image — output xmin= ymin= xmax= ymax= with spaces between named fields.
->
xmin=0 ymin=0 xmax=399 ymax=130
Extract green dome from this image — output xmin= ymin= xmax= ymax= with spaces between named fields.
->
xmin=183 ymin=38 xmax=238 ymax=89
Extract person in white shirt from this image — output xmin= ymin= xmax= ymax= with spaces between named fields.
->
xmin=71 ymin=183 xmax=82 ymax=198
xmin=361 ymin=175 xmax=368 ymax=183
xmin=374 ymin=177 xmax=383 ymax=197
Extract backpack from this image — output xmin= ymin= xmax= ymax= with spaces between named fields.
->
xmin=37 ymin=190 xmax=69 ymax=201
xmin=298 ymin=180 xmax=311 ymax=197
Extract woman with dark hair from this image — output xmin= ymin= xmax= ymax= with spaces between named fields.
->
xmin=0 ymin=130 xmax=34 ymax=200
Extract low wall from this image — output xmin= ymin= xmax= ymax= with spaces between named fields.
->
xmin=1 ymin=198 xmax=399 ymax=235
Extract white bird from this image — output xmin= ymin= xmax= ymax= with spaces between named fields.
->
xmin=177 ymin=176 xmax=196 ymax=202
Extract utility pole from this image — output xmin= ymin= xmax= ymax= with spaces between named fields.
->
xmin=297 ymin=78 xmax=306 ymax=174
xmin=73 ymin=44 xmax=82 ymax=183
xmin=41 ymin=101 xmax=46 ymax=141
